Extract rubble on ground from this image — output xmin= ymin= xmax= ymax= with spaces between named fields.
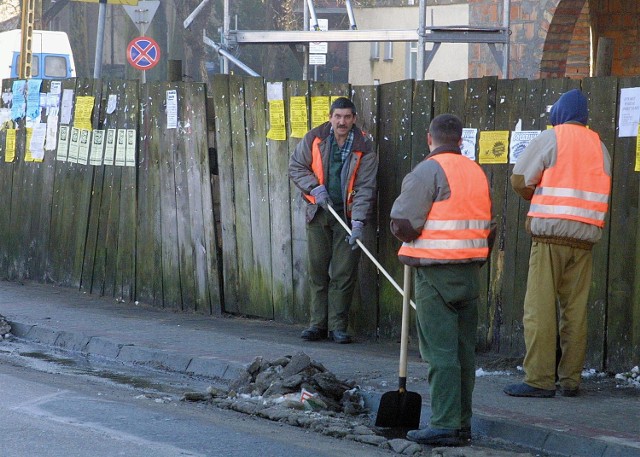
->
xmin=0 ymin=315 xmax=11 ymax=339
xmin=181 ymin=351 xmax=427 ymax=455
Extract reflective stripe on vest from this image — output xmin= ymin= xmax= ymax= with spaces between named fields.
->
xmin=527 ymin=124 xmax=610 ymax=228
xmin=398 ymin=154 xmax=492 ymax=262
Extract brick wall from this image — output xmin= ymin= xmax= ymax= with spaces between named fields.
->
xmin=469 ymin=0 xmax=639 ymax=79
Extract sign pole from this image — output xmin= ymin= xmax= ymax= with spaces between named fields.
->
xmin=93 ymin=0 xmax=107 ymax=78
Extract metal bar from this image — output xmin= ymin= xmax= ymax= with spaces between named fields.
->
xmin=231 ymin=29 xmax=508 ymax=44
xmin=416 ymin=0 xmax=425 ymax=80
xmin=19 ymin=0 xmax=36 ymax=79
xmin=502 ymin=0 xmax=510 ymax=78
xmin=183 ymin=0 xmax=211 ymax=29
xmin=203 ymin=33 xmax=259 ymax=77
xmin=345 ymin=0 xmax=357 ymax=30
xmin=93 ymin=0 xmax=108 ymax=79
xmin=306 ymin=0 xmax=320 ymax=30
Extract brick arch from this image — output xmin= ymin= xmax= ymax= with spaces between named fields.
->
xmin=539 ymin=0 xmax=589 ymax=78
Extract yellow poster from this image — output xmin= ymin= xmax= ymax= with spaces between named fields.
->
xmin=311 ymin=96 xmax=330 ymax=128
xmin=5 ymin=129 xmax=16 ymax=162
xmin=266 ymin=100 xmax=286 ymax=141
xmin=73 ymin=96 xmax=95 ymax=131
xmin=636 ymin=124 xmax=640 ymax=172
xmin=479 ymin=131 xmax=510 ymax=164
xmin=289 ymin=96 xmax=309 ymax=139
xmin=25 ymin=128 xmax=34 ymax=162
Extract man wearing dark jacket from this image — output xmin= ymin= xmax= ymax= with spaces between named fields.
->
xmin=391 ymin=114 xmax=493 ymax=446
xmin=289 ymin=97 xmax=378 ymax=344
xmin=504 ymin=89 xmax=611 ymax=398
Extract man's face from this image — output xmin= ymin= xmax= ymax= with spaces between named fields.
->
xmin=329 ymin=108 xmax=356 ymax=138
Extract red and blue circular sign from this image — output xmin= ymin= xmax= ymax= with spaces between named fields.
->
xmin=127 ymin=36 xmax=161 ymax=70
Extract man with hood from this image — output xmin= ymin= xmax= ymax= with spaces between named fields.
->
xmin=504 ymin=89 xmax=611 ymax=398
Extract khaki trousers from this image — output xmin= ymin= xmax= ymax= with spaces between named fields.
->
xmin=523 ymin=241 xmax=592 ymax=390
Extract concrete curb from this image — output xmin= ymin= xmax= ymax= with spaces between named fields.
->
xmin=8 ymin=320 xmax=640 ymax=457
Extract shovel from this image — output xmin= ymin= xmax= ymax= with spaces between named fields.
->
xmin=375 ymin=264 xmax=422 ymax=429
xmin=326 ymin=205 xmax=416 ymax=310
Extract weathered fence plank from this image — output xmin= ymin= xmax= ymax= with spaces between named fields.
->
xmin=583 ymin=76 xmax=618 ymax=369
xmin=135 ymin=81 xmax=164 ymax=307
xmin=287 ymin=79 xmax=311 ymax=324
xmin=267 ymin=80 xmax=295 ymax=323
xmin=607 ymin=76 xmax=640 ymax=371
xmin=377 ymin=80 xmax=415 ymax=338
xmin=244 ymin=77 xmax=274 ymax=318
xmin=351 ymin=84 xmax=381 ymax=337
xmin=211 ymin=74 xmax=239 ymax=313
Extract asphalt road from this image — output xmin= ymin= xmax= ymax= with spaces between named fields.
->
xmin=0 ymin=340 xmax=397 ymax=457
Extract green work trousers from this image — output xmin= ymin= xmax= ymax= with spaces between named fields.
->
xmin=415 ymin=263 xmax=480 ymax=431
xmin=523 ymin=241 xmax=592 ymax=391
xmin=306 ymin=208 xmax=361 ymax=332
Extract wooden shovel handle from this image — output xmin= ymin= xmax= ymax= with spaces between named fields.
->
xmin=399 ymin=264 xmax=411 ymax=379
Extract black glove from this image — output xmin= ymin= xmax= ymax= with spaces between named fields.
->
xmin=310 ymin=185 xmax=332 ymax=209
xmin=347 ymin=220 xmax=364 ymax=250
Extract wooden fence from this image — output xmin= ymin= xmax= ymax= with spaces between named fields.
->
xmin=0 ymin=75 xmax=638 ymax=373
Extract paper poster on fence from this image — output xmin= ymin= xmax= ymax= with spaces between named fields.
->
xmin=266 ymin=83 xmax=286 ymax=141
xmin=126 ymin=129 xmax=136 ymax=167
xmin=90 ymin=129 xmax=105 ymax=166
xmin=289 ymin=96 xmax=308 ymax=138
xmin=115 ymin=129 xmax=126 ymax=166
xmin=479 ymin=131 xmax=510 ymax=164
xmin=68 ymin=127 xmax=80 ymax=162
xmin=636 ymin=124 xmax=640 ymax=172
xmin=509 ymin=131 xmax=540 ymax=164
xmin=5 ymin=129 xmax=16 ymax=162
xmin=166 ymin=90 xmax=178 ymax=129
xmin=60 ymin=89 xmax=74 ymax=125
xmin=29 ymin=123 xmax=47 ymax=161
xmin=11 ymin=80 xmax=26 ymax=120
xmin=45 ymin=114 xmax=59 ymax=151
xmin=104 ymin=128 xmax=116 ymax=165
xmin=461 ymin=128 xmax=477 ymax=160
xmin=311 ymin=96 xmax=330 ymax=128
xmin=77 ymin=128 xmax=91 ymax=165
xmin=73 ymin=96 xmax=94 ymax=131
xmin=618 ymin=87 xmax=640 ymax=137
xmin=56 ymin=125 xmax=70 ymax=161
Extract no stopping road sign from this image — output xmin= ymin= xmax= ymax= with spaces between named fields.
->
xmin=127 ymin=36 xmax=161 ymax=70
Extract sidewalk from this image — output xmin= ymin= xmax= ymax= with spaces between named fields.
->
xmin=0 ymin=280 xmax=638 ymax=457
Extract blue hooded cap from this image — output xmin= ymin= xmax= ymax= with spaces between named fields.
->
xmin=549 ymin=89 xmax=588 ymax=126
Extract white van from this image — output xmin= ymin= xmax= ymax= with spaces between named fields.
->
xmin=0 ymin=29 xmax=76 ymax=84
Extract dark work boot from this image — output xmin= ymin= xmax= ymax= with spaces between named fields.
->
xmin=301 ymin=327 xmax=327 ymax=341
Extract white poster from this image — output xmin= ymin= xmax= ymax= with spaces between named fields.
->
xmin=618 ymin=87 xmax=640 ymax=137
xmin=509 ymin=131 xmax=540 ymax=164
xmin=166 ymin=90 xmax=178 ymax=129
xmin=461 ymin=128 xmax=478 ymax=160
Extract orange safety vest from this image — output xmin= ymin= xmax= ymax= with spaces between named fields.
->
xmin=528 ymin=124 xmax=610 ymax=228
xmin=398 ymin=154 xmax=492 ymax=262
xmin=304 ymin=136 xmax=364 ymax=216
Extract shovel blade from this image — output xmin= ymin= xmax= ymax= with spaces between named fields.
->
xmin=375 ymin=390 xmax=422 ymax=429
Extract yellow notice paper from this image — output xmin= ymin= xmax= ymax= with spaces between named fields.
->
xmin=5 ymin=129 xmax=16 ymax=162
xmin=73 ymin=96 xmax=95 ymax=131
xmin=289 ymin=96 xmax=309 ymax=138
xmin=311 ymin=96 xmax=330 ymax=128
xmin=636 ymin=125 xmax=640 ymax=172
xmin=24 ymin=128 xmax=34 ymax=162
xmin=479 ymin=131 xmax=510 ymax=164
xmin=266 ymin=100 xmax=286 ymax=141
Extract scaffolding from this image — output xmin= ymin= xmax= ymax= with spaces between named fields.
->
xmin=211 ymin=0 xmax=510 ymax=80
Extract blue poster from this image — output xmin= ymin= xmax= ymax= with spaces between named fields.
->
xmin=11 ymin=80 xmax=26 ymax=120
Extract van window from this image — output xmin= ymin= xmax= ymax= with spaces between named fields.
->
xmin=11 ymin=53 xmax=40 ymax=78
xmin=44 ymin=55 xmax=68 ymax=78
